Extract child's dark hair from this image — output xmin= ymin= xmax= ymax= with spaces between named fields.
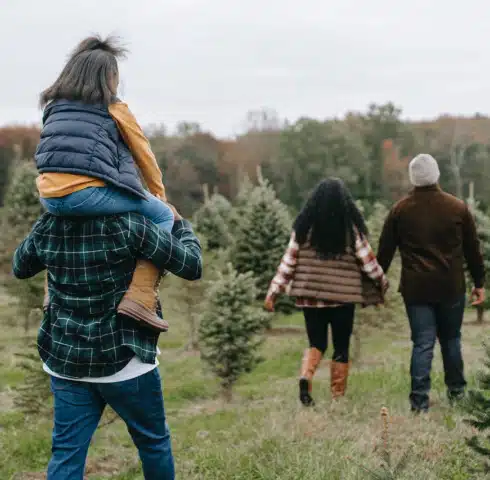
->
xmin=40 ymin=35 xmax=128 ymax=108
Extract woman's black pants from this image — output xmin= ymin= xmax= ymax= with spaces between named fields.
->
xmin=303 ymin=305 xmax=355 ymax=364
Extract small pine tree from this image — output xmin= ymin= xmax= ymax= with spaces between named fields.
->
xmin=0 ymin=162 xmax=44 ymax=332
xmin=13 ymin=345 xmax=117 ymax=428
xmin=208 ymin=189 xmax=233 ymax=218
xmin=0 ymin=144 xmax=14 ymax=207
xmin=198 ymin=264 xmax=268 ymax=401
xmin=193 ymin=191 xmax=233 ymax=251
xmin=2 ymin=165 xmax=49 ymax=424
xmin=13 ymin=345 xmax=52 ymax=417
xmin=230 ymin=173 xmax=294 ymax=313
xmin=233 ymin=174 xmax=254 ymax=206
xmin=3 ymin=161 xmax=42 ymax=228
xmin=467 ymin=196 xmax=490 ymax=323
xmin=350 ymin=407 xmax=413 ymax=479
xmin=228 ymin=175 xmax=255 ymax=236
xmin=169 ymin=241 xmax=225 ymax=351
xmin=172 ymin=278 xmax=205 ymax=351
xmin=463 ymin=343 xmax=490 ymax=474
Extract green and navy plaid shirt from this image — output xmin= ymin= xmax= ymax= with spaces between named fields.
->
xmin=13 ymin=213 xmax=202 ymax=378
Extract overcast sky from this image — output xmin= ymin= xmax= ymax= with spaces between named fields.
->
xmin=1 ymin=0 xmax=489 ymax=136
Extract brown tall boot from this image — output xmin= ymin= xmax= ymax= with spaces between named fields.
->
xmin=331 ymin=361 xmax=350 ymax=399
xmin=299 ymin=348 xmax=323 ymax=406
xmin=117 ymin=260 xmax=169 ymax=332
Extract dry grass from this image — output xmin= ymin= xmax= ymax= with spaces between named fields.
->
xmin=0 ymin=285 xmax=487 ymax=479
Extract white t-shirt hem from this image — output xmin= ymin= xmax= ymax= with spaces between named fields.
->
xmin=43 ymin=347 xmax=161 ymax=384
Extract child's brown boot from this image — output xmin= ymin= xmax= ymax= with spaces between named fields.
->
xmin=117 ymin=260 xmax=169 ymax=332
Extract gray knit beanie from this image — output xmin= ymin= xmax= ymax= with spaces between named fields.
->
xmin=409 ymin=154 xmax=440 ymax=187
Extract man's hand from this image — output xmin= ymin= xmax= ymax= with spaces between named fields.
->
xmin=264 ymin=296 xmax=275 ymax=312
xmin=167 ymin=204 xmax=182 ymax=221
xmin=471 ymin=287 xmax=486 ymax=306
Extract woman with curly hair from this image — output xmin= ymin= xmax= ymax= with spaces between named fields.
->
xmin=265 ymin=178 xmax=388 ymax=406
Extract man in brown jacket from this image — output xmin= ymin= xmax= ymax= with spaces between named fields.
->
xmin=377 ymin=153 xmax=485 ymax=413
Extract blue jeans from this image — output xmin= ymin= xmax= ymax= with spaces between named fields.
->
xmin=47 ymin=369 xmax=175 ymax=480
xmin=40 ymin=186 xmax=174 ymax=232
xmin=405 ymin=295 xmax=466 ymax=412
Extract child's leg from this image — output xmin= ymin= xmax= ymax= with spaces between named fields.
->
xmin=41 ymin=187 xmax=175 ymax=232
xmin=113 ymin=194 xmax=173 ymax=331
xmin=117 ymin=259 xmax=169 ymax=331
xmin=81 ymin=187 xmax=174 ymax=331
xmin=41 ymin=187 xmax=173 ymax=331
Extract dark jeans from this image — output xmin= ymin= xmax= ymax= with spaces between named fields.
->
xmin=405 ymin=295 xmax=466 ymax=412
xmin=47 ymin=369 xmax=174 ymax=480
xmin=303 ymin=305 xmax=355 ymax=363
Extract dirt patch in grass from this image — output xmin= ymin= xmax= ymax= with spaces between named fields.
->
xmin=266 ymin=326 xmax=303 ymax=336
xmin=12 ymin=455 xmax=136 ymax=480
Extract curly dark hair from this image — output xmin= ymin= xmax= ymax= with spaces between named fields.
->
xmin=293 ymin=178 xmax=368 ymax=258
xmin=40 ymin=35 xmax=128 ymax=108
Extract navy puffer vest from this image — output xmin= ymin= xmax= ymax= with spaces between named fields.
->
xmin=35 ymin=100 xmax=147 ymax=199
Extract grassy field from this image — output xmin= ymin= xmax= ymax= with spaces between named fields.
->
xmin=0 ymin=290 xmax=488 ymax=479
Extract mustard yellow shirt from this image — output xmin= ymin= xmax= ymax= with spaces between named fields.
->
xmin=36 ymin=102 xmax=166 ymax=201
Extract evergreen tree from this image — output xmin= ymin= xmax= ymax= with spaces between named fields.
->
xmin=3 ymin=161 xmax=42 ymax=228
xmin=169 ymin=240 xmax=225 ymax=351
xmin=233 ymin=174 xmax=254 ymax=208
xmin=0 ymin=144 xmax=14 ymax=207
xmin=1 ymin=162 xmax=44 ymax=331
xmin=230 ymin=174 xmax=294 ymax=313
xmin=351 ymin=407 xmax=413 ymax=479
xmin=1 ymin=161 xmax=43 ymax=266
xmin=13 ymin=346 xmax=52 ymax=417
xmin=208 ymin=190 xmax=233 ymax=218
xmin=171 ymin=277 xmax=206 ymax=351
xmin=228 ymin=174 xmax=255 ymax=236
xmin=463 ymin=344 xmax=490 ymax=474
xmin=198 ymin=264 xmax=268 ymax=401
xmin=14 ymin=345 xmax=116 ymax=428
xmin=193 ymin=191 xmax=233 ymax=251
xmin=467 ymin=196 xmax=490 ymax=322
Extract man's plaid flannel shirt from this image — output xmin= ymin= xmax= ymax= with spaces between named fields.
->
xmin=266 ymin=230 xmax=388 ymax=308
xmin=13 ymin=212 xmax=202 ymax=378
